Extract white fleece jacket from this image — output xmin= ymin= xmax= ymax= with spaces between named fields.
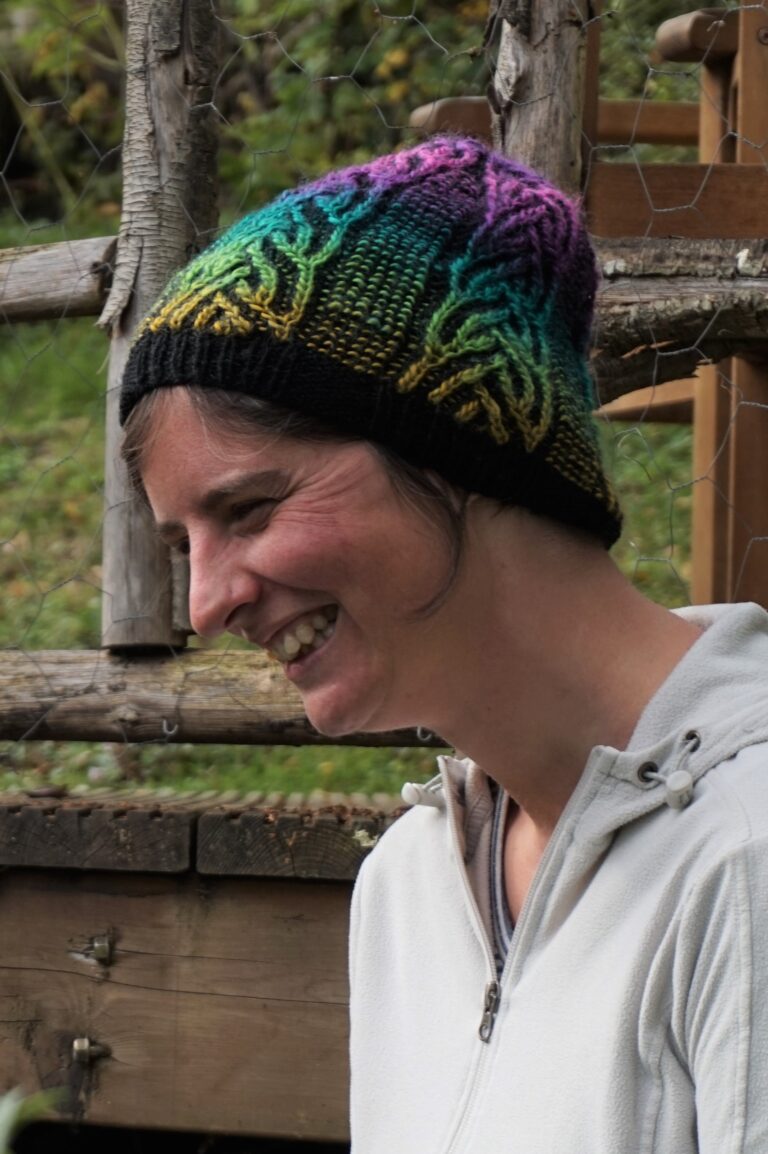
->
xmin=349 ymin=603 xmax=768 ymax=1154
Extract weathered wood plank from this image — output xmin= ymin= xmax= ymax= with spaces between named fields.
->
xmin=0 ymin=790 xmax=401 ymax=876
xmin=197 ymin=804 xmax=393 ymax=879
xmin=0 ymin=871 xmax=351 ymax=1139
xmin=0 ymin=800 xmax=192 ymax=872
xmin=0 ymin=648 xmax=445 ymax=747
xmin=593 ymin=237 xmax=768 ymax=400
xmin=0 ymin=237 xmax=116 ymax=322
xmin=588 ymin=163 xmax=768 ymax=238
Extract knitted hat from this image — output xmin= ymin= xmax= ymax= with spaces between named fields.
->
xmin=120 ymin=135 xmax=621 ymax=546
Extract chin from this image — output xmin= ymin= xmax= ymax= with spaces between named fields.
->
xmin=301 ymin=687 xmax=395 ymax=740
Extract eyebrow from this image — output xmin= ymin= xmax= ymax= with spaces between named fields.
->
xmin=153 ymin=468 xmax=289 ymax=541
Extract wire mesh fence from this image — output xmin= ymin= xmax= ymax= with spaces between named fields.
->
xmin=1 ymin=0 xmax=767 ymax=797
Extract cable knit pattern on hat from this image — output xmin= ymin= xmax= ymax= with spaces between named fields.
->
xmin=120 ymin=135 xmax=621 ymax=546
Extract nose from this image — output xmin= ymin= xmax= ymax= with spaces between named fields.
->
xmin=187 ymin=541 xmax=263 ymax=639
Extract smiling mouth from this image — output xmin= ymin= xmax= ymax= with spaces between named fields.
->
xmin=267 ymin=605 xmax=338 ymax=664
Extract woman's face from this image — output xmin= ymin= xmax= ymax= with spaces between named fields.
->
xmin=140 ymin=390 xmax=462 ymax=737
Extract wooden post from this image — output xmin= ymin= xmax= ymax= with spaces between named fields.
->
xmin=652 ymin=6 xmax=768 ymax=606
xmin=486 ymin=0 xmax=588 ymax=190
xmin=99 ymin=0 xmax=218 ymax=649
xmin=725 ymin=4 xmax=768 ymax=602
xmin=691 ymin=33 xmax=734 ymax=603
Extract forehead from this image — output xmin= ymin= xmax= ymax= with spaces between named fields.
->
xmin=137 ymin=388 xmax=382 ymax=517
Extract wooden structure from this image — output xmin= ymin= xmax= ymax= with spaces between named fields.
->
xmin=0 ymin=788 xmax=400 ymax=1141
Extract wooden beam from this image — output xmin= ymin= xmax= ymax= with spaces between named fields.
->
xmin=597 ymin=100 xmax=699 ymax=146
xmin=0 ymin=648 xmax=447 ymax=746
xmin=588 ymin=163 xmax=768 ymax=238
xmin=409 ymin=96 xmax=491 ymax=140
xmin=596 ymin=380 xmax=694 ymax=423
xmin=0 ymin=237 xmax=116 ymax=322
xmin=409 ymin=97 xmax=698 ymax=148
xmin=692 ymin=363 xmax=733 ymax=602
xmin=592 ymin=237 xmax=768 ymax=400
xmin=0 ymin=790 xmax=399 ymax=878
xmin=656 ymin=7 xmax=739 ymax=63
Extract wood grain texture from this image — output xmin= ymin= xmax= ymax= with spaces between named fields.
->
xmin=0 ymin=802 xmax=192 ymax=872
xmin=0 ymin=648 xmax=445 ymax=747
xmin=0 ymin=238 xmax=116 ymax=321
xmin=487 ymin=0 xmax=586 ymax=192
xmin=593 ymin=237 xmax=768 ymax=400
xmin=100 ymin=0 xmax=218 ymax=649
xmin=587 ymin=163 xmax=768 ymax=238
xmin=197 ymin=805 xmax=395 ymax=879
xmin=0 ymin=790 xmax=403 ymax=877
xmin=0 ymin=871 xmax=351 ymax=1139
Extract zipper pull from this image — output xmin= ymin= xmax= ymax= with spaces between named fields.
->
xmin=478 ymin=980 xmax=500 ymax=1043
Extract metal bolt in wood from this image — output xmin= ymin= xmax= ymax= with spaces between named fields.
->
xmin=72 ymin=1037 xmax=111 ymax=1065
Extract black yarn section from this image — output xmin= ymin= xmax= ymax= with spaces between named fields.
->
xmin=121 ymin=326 xmax=622 ymax=548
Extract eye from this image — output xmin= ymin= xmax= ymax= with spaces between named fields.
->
xmin=231 ymin=498 xmax=277 ymax=531
xmin=171 ymin=537 xmax=191 ymax=557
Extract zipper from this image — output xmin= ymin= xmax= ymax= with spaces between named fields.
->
xmin=437 ymin=750 xmax=615 ymax=1154
xmin=478 ymin=979 xmax=501 ymax=1042
xmin=438 ymin=760 xmax=501 ymax=1034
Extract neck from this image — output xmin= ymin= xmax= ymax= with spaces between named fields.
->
xmin=421 ymin=510 xmax=702 ymax=836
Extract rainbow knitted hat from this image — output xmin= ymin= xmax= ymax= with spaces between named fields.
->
xmin=120 ymin=135 xmax=621 ymax=546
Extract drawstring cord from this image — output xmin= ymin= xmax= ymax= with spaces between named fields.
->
xmin=401 ymin=776 xmax=446 ymax=809
xmin=637 ymin=729 xmax=701 ymax=809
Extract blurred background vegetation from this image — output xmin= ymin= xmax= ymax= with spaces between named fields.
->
xmin=1 ymin=0 xmax=698 ymax=795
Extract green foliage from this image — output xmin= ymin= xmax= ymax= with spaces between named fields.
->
xmin=0 ymin=318 xmax=105 ymax=651
xmin=0 ymin=1088 xmax=58 ymax=1154
xmin=214 ymin=0 xmax=488 ymax=213
xmin=0 ymin=0 xmax=123 ymax=227
xmin=597 ymin=0 xmax=721 ymax=164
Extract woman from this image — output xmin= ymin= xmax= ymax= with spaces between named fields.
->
xmin=120 ymin=135 xmax=768 ymax=1152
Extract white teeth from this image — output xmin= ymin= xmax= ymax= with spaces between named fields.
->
xmin=282 ymin=632 xmax=301 ymax=659
xmin=270 ymin=608 xmax=338 ymax=663
xmin=296 ymin=622 xmax=316 ymax=645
